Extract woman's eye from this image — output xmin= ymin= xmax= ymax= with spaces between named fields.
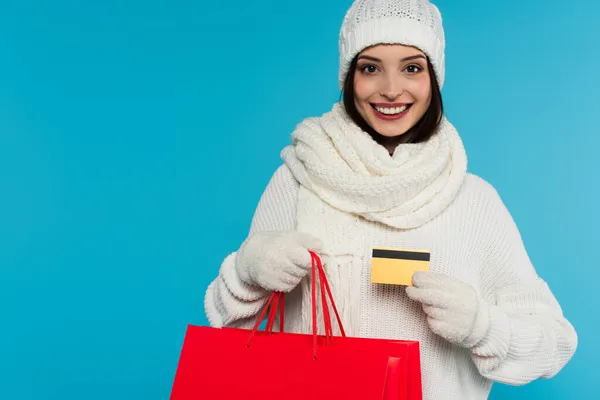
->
xmin=405 ymin=65 xmax=422 ymax=74
xmin=361 ymin=65 xmax=378 ymax=73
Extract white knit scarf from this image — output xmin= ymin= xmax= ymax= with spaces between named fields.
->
xmin=281 ymin=102 xmax=468 ymax=230
xmin=280 ymin=102 xmax=467 ymax=336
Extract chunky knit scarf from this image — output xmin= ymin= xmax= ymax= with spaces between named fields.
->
xmin=281 ymin=102 xmax=468 ymax=230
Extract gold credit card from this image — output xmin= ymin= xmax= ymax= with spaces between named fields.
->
xmin=370 ymin=247 xmax=431 ymax=286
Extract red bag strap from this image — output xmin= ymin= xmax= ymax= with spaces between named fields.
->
xmin=247 ymin=251 xmax=346 ymax=357
xmin=312 ymin=251 xmax=346 ymax=338
xmin=246 ymin=291 xmax=284 ymax=347
xmin=309 ymin=251 xmax=346 ymax=358
xmin=311 ymin=250 xmax=318 ymax=358
xmin=314 ymin=253 xmax=332 ymax=343
xmin=265 ymin=293 xmax=278 ymax=333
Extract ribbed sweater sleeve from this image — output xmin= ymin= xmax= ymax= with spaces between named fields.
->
xmin=469 ymin=179 xmax=578 ymax=384
xmin=204 ymin=165 xmax=299 ymax=328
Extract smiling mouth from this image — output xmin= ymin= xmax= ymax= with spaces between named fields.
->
xmin=371 ymin=104 xmax=412 ymax=114
xmin=370 ymin=103 xmax=413 ymax=119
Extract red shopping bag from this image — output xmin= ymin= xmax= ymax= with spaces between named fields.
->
xmin=171 ymin=252 xmax=423 ymax=400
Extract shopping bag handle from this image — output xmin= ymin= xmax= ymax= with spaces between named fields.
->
xmin=246 ymin=291 xmax=284 ymax=344
xmin=311 ymin=251 xmax=346 ymax=341
xmin=247 ymin=251 xmax=346 ymax=358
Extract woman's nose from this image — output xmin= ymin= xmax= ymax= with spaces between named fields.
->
xmin=380 ymin=76 xmax=403 ymax=100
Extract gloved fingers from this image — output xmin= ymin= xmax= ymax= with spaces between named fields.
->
xmin=406 ymin=286 xmax=456 ymax=308
xmin=426 ymin=317 xmax=469 ymax=344
xmin=412 ymin=271 xmax=468 ymax=292
xmin=282 ymin=260 xmax=311 ymax=278
xmin=422 ymin=304 xmax=448 ymax=320
xmin=286 ymin=243 xmax=317 ymax=270
xmin=259 ymin=271 xmax=300 ymax=293
xmin=427 ymin=317 xmax=451 ymax=337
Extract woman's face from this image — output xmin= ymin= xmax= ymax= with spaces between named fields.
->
xmin=353 ymin=44 xmax=432 ymax=138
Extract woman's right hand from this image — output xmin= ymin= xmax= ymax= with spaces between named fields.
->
xmin=235 ymin=231 xmax=323 ymax=293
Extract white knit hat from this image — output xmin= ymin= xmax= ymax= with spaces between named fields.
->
xmin=338 ymin=0 xmax=446 ymax=89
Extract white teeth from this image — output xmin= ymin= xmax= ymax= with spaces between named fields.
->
xmin=374 ymin=105 xmax=408 ymax=115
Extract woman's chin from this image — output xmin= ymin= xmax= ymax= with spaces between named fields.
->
xmin=370 ymin=121 xmax=409 ymax=138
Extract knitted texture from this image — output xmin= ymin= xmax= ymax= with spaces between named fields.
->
xmin=204 ymin=165 xmax=578 ymax=400
xmin=280 ymin=102 xmax=467 ymax=230
xmin=339 ymin=0 xmax=446 ymax=88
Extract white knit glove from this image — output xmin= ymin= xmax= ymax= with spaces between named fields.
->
xmin=406 ymin=271 xmax=491 ymax=348
xmin=235 ymin=231 xmax=323 ymax=293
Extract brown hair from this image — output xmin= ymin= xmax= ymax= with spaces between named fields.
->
xmin=341 ymin=54 xmax=444 ymax=147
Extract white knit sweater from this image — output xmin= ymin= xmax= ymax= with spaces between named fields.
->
xmin=204 ymin=163 xmax=577 ymax=400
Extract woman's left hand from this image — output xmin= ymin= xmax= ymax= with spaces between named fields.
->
xmin=406 ymin=271 xmax=491 ymax=348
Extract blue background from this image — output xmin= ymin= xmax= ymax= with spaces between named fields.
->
xmin=0 ymin=0 xmax=597 ymax=398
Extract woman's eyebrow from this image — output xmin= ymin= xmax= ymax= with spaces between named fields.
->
xmin=399 ymin=54 xmax=426 ymax=62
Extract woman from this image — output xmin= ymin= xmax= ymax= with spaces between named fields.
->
xmin=203 ymin=0 xmax=577 ymax=398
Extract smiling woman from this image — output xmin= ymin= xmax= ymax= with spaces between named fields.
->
xmin=203 ymin=0 xmax=578 ymax=399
